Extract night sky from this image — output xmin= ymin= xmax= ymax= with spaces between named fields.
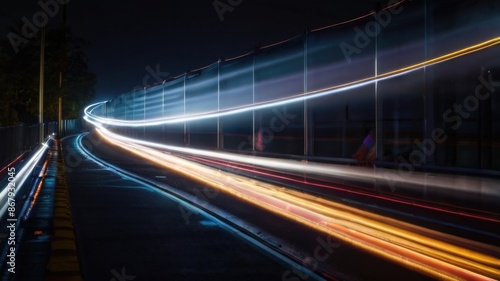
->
xmin=2 ymin=0 xmax=378 ymax=101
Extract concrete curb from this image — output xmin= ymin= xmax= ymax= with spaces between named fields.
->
xmin=45 ymin=140 xmax=83 ymax=281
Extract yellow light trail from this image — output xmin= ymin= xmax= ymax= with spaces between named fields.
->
xmin=95 ymin=127 xmax=500 ymax=281
xmin=85 ymin=37 xmax=500 ymax=127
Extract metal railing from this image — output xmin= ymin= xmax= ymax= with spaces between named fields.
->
xmin=0 ymin=120 xmax=82 ymax=167
xmin=87 ymin=0 xmax=500 ymax=172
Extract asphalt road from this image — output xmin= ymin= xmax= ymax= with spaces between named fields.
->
xmin=61 ymin=135 xmax=310 ymax=281
xmin=58 ymin=132 xmax=438 ymax=281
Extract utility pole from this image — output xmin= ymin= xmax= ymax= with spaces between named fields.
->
xmin=58 ymin=3 xmax=67 ymax=138
xmin=39 ymin=0 xmax=46 ymax=144
xmin=58 ymin=80 xmax=62 ymax=137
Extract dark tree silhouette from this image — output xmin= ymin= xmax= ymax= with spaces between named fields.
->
xmin=0 ymin=27 xmax=96 ymax=126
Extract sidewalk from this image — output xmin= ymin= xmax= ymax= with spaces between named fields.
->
xmin=12 ymin=140 xmax=82 ymax=281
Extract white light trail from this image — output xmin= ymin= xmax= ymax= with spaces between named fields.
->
xmin=85 ymin=37 xmax=500 ymax=127
xmin=90 ymin=126 xmax=500 ymax=214
xmin=0 ymin=139 xmax=52 ymax=219
xmin=94 ymin=126 xmax=500 ymax=281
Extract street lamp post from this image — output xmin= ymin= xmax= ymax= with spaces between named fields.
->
xmin=39 ymin=0 xmax=46 ymax=144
